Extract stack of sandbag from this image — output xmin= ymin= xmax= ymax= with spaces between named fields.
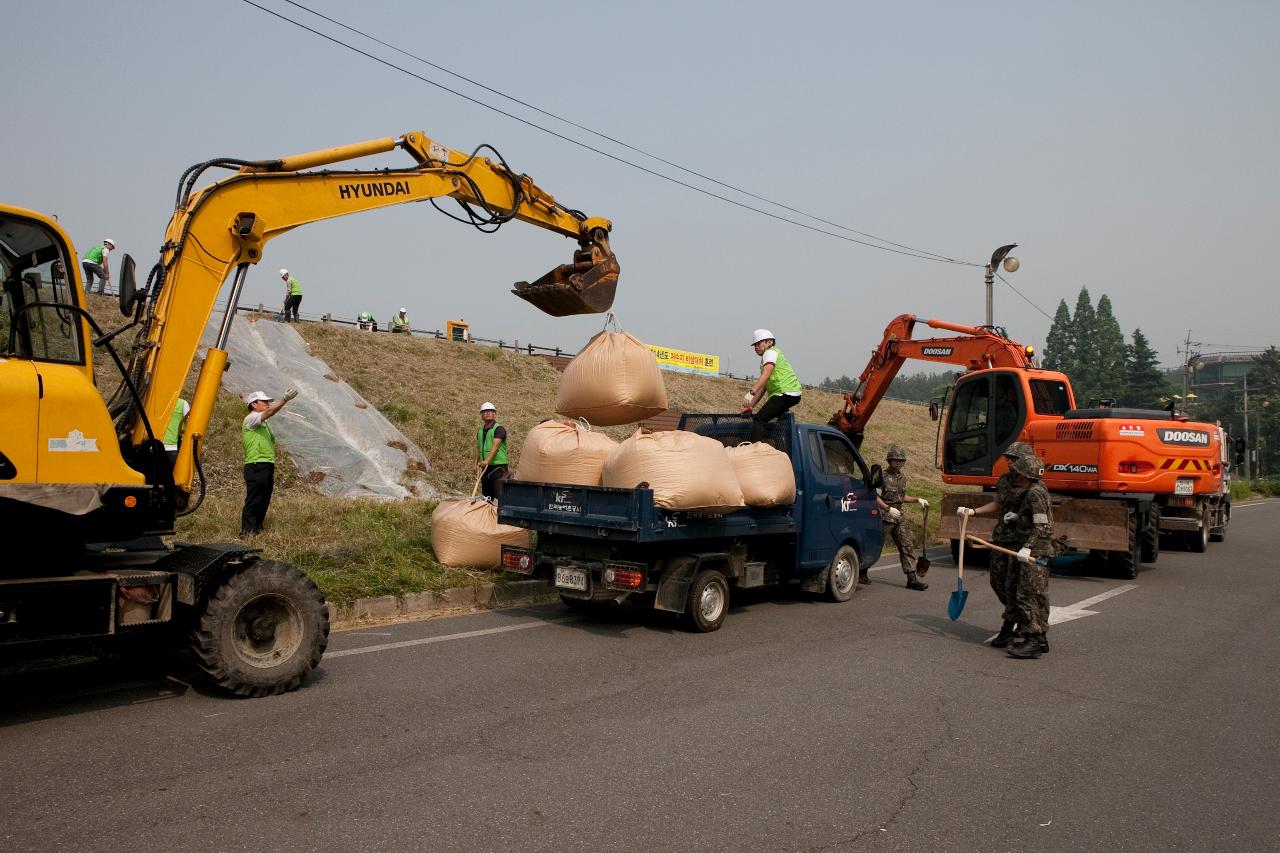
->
xmin=726 ymin=442 xmax=796 ymax=507
xmin=603 ymin=429 xmax=745 ymax=514
xmin=515 ymin=419 xmax=619 ymax=486
xmin=431 ymin=497 xmax=530 ymax=568
xmin=556 ymin=326 xmax=667 ymax=426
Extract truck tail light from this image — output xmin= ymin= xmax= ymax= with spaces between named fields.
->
xmin=501 ymin=546 xmax=536 ymax=574
xmin=1117 ymin=460 xmax=1155 ymax=475
xmin=603 ymin=565 xmax=645 ymax=591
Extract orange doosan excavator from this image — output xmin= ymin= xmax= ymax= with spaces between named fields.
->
xmin=831 ymin=314 xmax=1233 ymax=577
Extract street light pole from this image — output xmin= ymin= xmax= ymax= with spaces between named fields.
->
xmin=1243 ymin=373 xmax=1252 ymax=481
xmin=985 ymin=244 xmax=1019 ymax=327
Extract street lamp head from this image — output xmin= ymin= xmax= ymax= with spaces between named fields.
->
xmin=989 ymin=243 xmax=1018 ymax=270
xmin=1002 ymin=256 xmax=1020 ymax=273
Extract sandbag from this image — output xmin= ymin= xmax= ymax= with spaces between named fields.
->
xmin=556 ymin=328 xmax=667 ymax=426
xmin=603 ymin=429 xmax=744 ymax=514
xmin=726 ymin=442 xmax=796 ymax=507
xmin=515 ymin=419 xmax=619 ymax=485
xmin=431 ymin=498 xmax=530 ymax=568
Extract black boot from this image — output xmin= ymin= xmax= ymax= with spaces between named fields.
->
xmin=990 ymin=621 xmax=1018 ymax=648
xmin=857 ymin=570 xmax=871 ymax=585
xmin=1038 ymin=634 xmax=1049 ymax=654
xmin=906 ymin=572 xmax=928 ymax=591
xmin=1008 ymin=634 xmax=1044 ymax=659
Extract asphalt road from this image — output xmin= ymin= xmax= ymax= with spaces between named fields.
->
xmin=3 ymin=502 xmax=1278 ymax=852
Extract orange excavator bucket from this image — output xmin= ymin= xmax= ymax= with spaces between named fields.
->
xmin=513 ymin=232 xmax=619 ymax=317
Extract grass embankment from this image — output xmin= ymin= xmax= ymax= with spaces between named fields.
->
xmin=86 ymin=295 xmax=947 ymax=604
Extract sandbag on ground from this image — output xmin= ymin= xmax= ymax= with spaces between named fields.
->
xmin=603 ymin=429 xmax=744 ymax=514
xmin=726 ymin=442 xmax=797 ymax=507
xmin=556 ymin=324 xmax=667 ymax=426
xmin=431 ymin=498 xmax=530 ymax=568
xmin=515 ymin=419 xmax=619 ymax=485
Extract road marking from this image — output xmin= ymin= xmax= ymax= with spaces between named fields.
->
xmin=1048 ymin=584 xmax=1137 ymax=625
xmin=1232 ymin=502 xmax=1270 ymax=509
xmin=325 ymin=617 xmax=574 ymax=659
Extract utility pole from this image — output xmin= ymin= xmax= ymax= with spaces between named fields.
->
xmin=1242 ymin=373 xmax=1252 ymax=481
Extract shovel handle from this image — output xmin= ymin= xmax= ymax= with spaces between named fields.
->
xmin=470 ymin=469 xmax=485 ymax=499
xmin=958 ymin=513 xmax=967 ymax=581
xmin=964 ymin=534 xmax=1049 ymax=566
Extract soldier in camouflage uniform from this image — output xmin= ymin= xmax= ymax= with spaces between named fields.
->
xmin=987 ymin=442 xmax=1034 ymax=647
xmin=875 ymin=446 xmax=930 ymax=591
xmin=957 ymin=449 xmax=1054 ymax=658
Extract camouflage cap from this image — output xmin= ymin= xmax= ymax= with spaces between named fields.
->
xmin=886 ymin=445 xmax=907 ymax=461
xmin=1010 ymin=453 xmax=1045 ymax=479
xmin=1002 ymin=441 xmax=1033 ymax=460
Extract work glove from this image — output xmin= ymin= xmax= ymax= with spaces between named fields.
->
xmin=283 ymin=387 xmax=299 ymax=402
xmin=1003 ymin=511 xmax=1018 ymax=523
xmin=917 ymin=498 xmax=929 ymax=508
xmin=1016 ymin=546 xmax=1032 ymax=563
xmin=743 ymin=391 xmax=756 ymax=406
xmin=887 ymin=507 xmax=902 ymax=522
xmin=956 ymin=506 xmax=975 ymax=519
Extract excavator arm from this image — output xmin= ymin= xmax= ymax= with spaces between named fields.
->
xmin=832 ymin=314 xmax=1037 ymax=445
xmin=123 ymin=130 xmax=619 ymax=493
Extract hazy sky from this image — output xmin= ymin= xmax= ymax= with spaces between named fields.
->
xmin=7 ymin=1 xmax=1277 ymax=382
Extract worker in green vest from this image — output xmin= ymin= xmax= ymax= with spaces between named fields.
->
xmin=81 ymin=237 xmax=116 ymax=294
xmin=742 ymin=329 xmax=803 ymax=442
xmin=163 ymin=398 xmax=191 ymax=464
xmin=474 ymin=402 xmax=509 ymax=501
xmin=357 ymin=310 xmax=376 ymax=331
xmin=240 ymin=387 xmax=298 ymax=536
xmin=390 ymin=307 xmax=411 ymax=334
xmin=280 ymin=269 xmax=303 ymax=322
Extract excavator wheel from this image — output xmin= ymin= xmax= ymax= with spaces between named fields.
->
xmin=1109 ymin=508 xmax=1141 ymax=580
xmin=1140 ymin=506 xmax=1160 ymax=564
xmin=191 ymin=559 xmax=329 ymax=697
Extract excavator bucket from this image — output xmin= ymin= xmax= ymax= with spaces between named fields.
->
xmin=513 ymin=240 xmax=619 ymax=317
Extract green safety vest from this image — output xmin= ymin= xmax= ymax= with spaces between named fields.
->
xmin=477 ymin=423 xmax=508 ymax=466
xmin=288 ymin=276 xmax=302 ymax=296
xmin=242 ymin=417 xmax=276 ymax=464
xmin=83 ymin=243 xmax=105 ymax=264
xmin=762 ymin=348 xmax=802 ymax=397
xmin=358 ymin=311 xmax=373 ymax=322
xmin=163 ymin=400 xmax=187 ymax=446
xmin=391 ymin=313 xmax=409 ymax=330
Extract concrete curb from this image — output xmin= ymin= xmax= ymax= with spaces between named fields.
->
xmin=330 ymin=578 xmax=558 ymax=628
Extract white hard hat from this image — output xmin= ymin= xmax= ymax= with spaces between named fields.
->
xmin=279 ymin=268 xmax=289 ymax=277
xmin=245 ymin=390 xmax=273 ymax=406
xmin=480 ymin=402 xmax=496 ymax=412
xmin=399 ymin=307 xmax=408 ymax=314
xmin=752 ymin=329 xmax=775 ymax=345
xmin=103 ymin=238 xmax=116 ymax=248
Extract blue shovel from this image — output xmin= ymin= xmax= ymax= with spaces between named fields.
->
xmin=949 ymin=514 xmax=970 ymax=620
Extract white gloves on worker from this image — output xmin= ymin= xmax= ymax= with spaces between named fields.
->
xmin=1016 ymin=546 xmax=1032 ymax=563
xmin=1003 ymin=511 xmax=1018 ymax=523
xmin=956 ymin=506 xmax=975 ymax=518
xmin=743 ymin=391 xmax=756 ymax=406
xmin=283 ymin=387 xmax=299 ymax=402
xmin=917 ymin=498 xmax=929 ymax=508
xmin=887 ymin=507 xmax=902 ymax=522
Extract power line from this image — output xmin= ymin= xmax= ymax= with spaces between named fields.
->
xmin=239 ymin=0 xmax=979 ymax=266
xmin=994 ymin=271 xmax=1054 ymax=322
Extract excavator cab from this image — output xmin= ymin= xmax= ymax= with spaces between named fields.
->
xmin=941 ymin=369 xmax=1072 ymax=477
xmin=512 ymin=228 xmax=619 ymax=316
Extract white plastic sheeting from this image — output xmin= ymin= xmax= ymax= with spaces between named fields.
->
xmin=201 ymin=316 xmax=434 ymax=500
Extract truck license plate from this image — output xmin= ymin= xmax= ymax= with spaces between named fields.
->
xmin=555 ymin=566 xmax=588 ymax=591
xmin=1175 ymin=478 xmax=1194 ymax=496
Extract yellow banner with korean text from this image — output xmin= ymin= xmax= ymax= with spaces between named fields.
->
xmin=647 ymin=344 xmax=719 ymax=375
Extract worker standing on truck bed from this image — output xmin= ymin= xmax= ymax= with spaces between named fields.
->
xmin=742 ymin=329 xmax=802 ymax=443
xmin=241 ymin=388 xmax=298 ymax=536
xmin=957 ymin=452 xmax=1054 ymax=659
xmin=474 ymin=402 xmax=509 ymax=501
xmin=875 ymin=446 xmax=929 ymax=590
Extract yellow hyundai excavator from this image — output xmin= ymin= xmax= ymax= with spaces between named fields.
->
xmin=0 ymin=129 xmax=619 ymax=696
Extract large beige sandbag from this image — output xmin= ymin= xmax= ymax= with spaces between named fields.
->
xmin=556 ymin=327 xmax=667 ymax=426
xmin=603 ymin=429 xmax=745 ymax=514
xmin=431 ymin=498 xmax=530 ymax=568
xmin=726 ymin=442 xmax=797 ymax=507
xmin=515 ymin=419 xmax=619 ymax=485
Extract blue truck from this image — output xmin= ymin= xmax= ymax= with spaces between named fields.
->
xmin=497 ymin=413 xmax=885 ymax=631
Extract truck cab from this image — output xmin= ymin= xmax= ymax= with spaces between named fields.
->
xmin=498 ymin=413 xmax=884 ymax=631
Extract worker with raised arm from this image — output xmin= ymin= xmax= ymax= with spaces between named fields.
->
xmin=876 ymin=445 xmax=929 ymax=590
xmin=474 ymin=402 xmax=509 ymax=501
xmin=280 ymin=269 xmax=303 ymax=322
xmin=956 ymin=450 xmax=1054 ymax=659
xmin=241 ymin=388 xmax=299 ymax=536
xmin=742 ymin=329 xmax=802 ymax=443
xmin=390 ymin=307 xmax=411 ymax=334
xmin=81 ymin=237 xmax=116 ymax=294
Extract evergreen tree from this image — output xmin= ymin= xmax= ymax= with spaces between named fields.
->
xmin=1251 ymin=346 xmax=1280 ymax=394
xmin=1094 ymin=295 xmax=1127 ymax=400
xmin=1041 ymin=299 xmax=1074 ymax=375
xmin=1121 ymin=328 xmax=1171 ymax=408
xmin=1070 ymin=288 xmax=1099 ymax=402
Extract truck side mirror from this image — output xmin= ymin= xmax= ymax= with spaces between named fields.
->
xmin=118 ymin=254 xmax=138 ymax=317
xmin=928 ymin=401 xmax=940 ymax=422
xmin=868 ymin=463 xmax=884 ymax=490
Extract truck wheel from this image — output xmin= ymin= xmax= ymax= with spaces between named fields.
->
xmin=1110 ymin=509 xmax=1140 ymax=580
xmin=1188 ymin=506 xmax=1210 ymax=553
xmin=191 ymin=559 xmax=329 ymax=698
xmin=682 ymin=569 xmax=729 ymax=633
xmin=826 ymin=545 xmax=859 ymax=602
xmin=1140 ymin=506 xmax=1160 ymax=564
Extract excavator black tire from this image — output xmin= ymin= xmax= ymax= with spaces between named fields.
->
xmin=192 ymin=559 xmax=329 ymax=698
xmin=1140 ymin=506 xmax=1160 ymax=564
xmin=1110 ymin=509 xmax=1141 ymax=580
